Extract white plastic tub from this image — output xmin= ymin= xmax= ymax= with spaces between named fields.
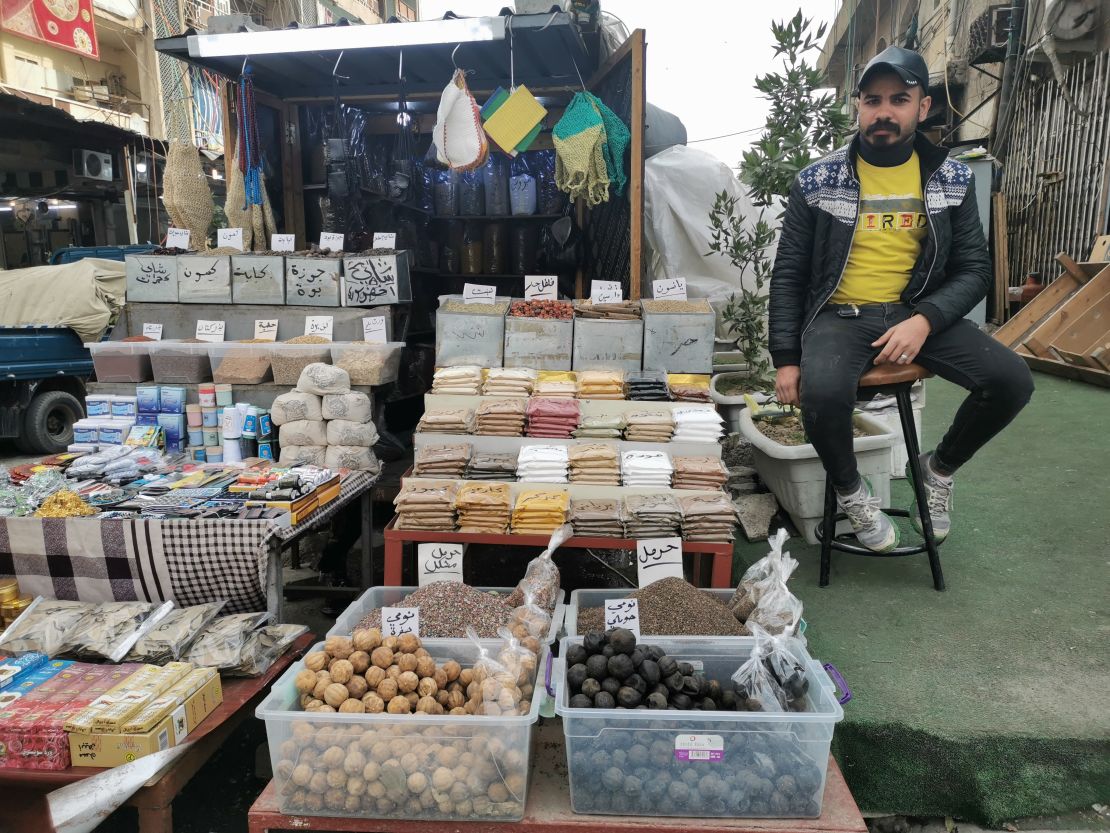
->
xmin=256 ymin=640 xmax=545 ymax=822
xmin=327 ymin=585 xmax=566 ymax=645
xmin=553 ymin=635 xmax=844 ymax=818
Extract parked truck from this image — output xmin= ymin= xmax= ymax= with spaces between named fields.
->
xmin=0 ymin=327 xmax=90 ymax=453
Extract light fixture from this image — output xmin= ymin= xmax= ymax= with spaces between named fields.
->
xmin=211 ymin=169 xmax=223 ymax=180
xmin=187 ymin=16 xmax=504 ymax=59
xmin=0 ymin=206 xmax=11 ymax=213
xmin=136 ymin=161 xmax=148 ymax=173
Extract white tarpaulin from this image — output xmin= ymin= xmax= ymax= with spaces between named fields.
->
xmin=0 ymin=258 xmax=125 ymax=343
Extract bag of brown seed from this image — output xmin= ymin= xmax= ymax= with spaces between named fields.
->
xmin=506 ymin=523 xmax=569 ymax=611
xmin=728 ymin=528 xmax=794 ymax=623
xmin=183 ymin=612 xmax=271 ymax=670
xmin=0 ymin=598 xmax=91 ymax=657
xmin=125 ymin=601 xmax=227 ymax=664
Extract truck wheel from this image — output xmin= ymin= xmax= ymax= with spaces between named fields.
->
xmin=22 ymin=391 xmax=83 ymax=454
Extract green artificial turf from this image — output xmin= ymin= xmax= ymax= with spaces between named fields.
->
xmin=732 ymin=372 xmax=1110 ymax=825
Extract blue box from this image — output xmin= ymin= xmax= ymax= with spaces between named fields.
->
xmin=111 ymin=397 xmax=138 ymax=419
xmin=159 ymin=386 xmax=187 ymax=414
xmin=136 ymin=385 xmax=161 ymax=413
xmin=258 ymin=412 xmax=273 ymax=438
xmin=258 ymin=440 xmax=274 ymax=460
xmin=136 ymin=413 xmax=159 ymax=426
xmin=157 ymin=413 xmax=186 ymax=453
xmin=0 ymin=652 xmax=47 ymax=690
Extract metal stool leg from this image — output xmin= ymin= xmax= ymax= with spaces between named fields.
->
xmin=899 ymin=388 xmax=945 ymax=591
xmin=819 ymin=476 xmax=837 ymax=587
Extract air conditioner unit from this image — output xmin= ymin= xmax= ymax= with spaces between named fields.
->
xmin=74 ymin=149 xmax=113 ymax=181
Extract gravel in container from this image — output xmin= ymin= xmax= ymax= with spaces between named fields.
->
xmin=270 ymin=341 xmax=332 ymax=386
xmin=576 ymin=576 xmax=749 ymax=636
xmin=641 ymin=299 xmax=714 ymax=313
xmin=354 ymin=582 xmax=518 ymax=638
xmin=212 ymin=355 xmax=272 ymax=384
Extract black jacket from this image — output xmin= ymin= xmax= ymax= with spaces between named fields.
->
xmin=768 ymin=132 xmax=991 ymax=368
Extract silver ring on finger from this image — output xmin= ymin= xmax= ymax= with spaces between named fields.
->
xmin=899 ymin=353 xmax=909 ymax=363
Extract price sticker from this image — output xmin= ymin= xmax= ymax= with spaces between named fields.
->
xmin=653 ymin=277 xmax=688 ymax=301
xmin=524 ymin=275 xmax=558 ymax=301
xmin=319 ymin=232 xmax=345 ymax=252
xmin=635 ymin=537 xmax=684 ymax=587
xmin=590 ymin=280 xmax=623 ymax=304
xmin=362 ymin=316 xmax=388 ymax=344
xmin=417 ymin=543 xmax=464 ymax=587
xmin=166 ymin=227 xmax=190 ymax=249
xmin=674 ymin=734 xmax=724 ymax=763
xmin=381 ymin=607 xmax=420 ymax=637
xmin=194 ymin=320 xmax=225 ymax=343
xmin=372 ymin=232 xmax=397 ymax=249
xmin=271 ymin=234 xmax=295 ymax=252
xmin=463 ymin=283 xmax=497 ymax=305
xmin=254 ymin=319 xmax=279 ymax=341
xmin=142 ymin=323 xmax=163 ymax=341
xmin=604 ymin=598 xmax=641 ymax=638
xmin=304 ymin=316 xmax=334 ymax=340
xmin=217 ymin=227 xmax=244 ymax=251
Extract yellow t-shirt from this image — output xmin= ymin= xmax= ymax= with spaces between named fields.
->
xmin=831 ymin=151 xmax=928 ymax=305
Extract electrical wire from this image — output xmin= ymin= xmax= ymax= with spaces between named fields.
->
xmin=685 ymin=127 xmax=764 ymax=144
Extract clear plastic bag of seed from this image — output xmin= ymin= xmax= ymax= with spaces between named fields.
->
xmin=506 ymin=523 xmax=570 ymax=611
xmin=730 ymin=628 xmax=787 ymax=712
xmin=746 ymin=538 xmax=803 ymax=636
xmin=750 ymin=621 xmax=810 ymax=711
xmin=0 ymin=597 xmax=91 ymax=657
xmin=496 ymin=626 xmax=538 ymax=688
xmin=507 ymin=585 xmax=551 ymax=648
xmin=728 ymin=528 xmax=795 ymax=623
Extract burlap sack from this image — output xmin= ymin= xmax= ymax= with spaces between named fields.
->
xmin=271 ymin=391 xmax=323 ymax=426
xmin=296 ymin=363 xmax=351 ymax=396
xmin=321 ymin=392 xmax=373 ymax=423
xmin=325 ymin=445 xmax=380 ymax=473
xmin=278 ymin=445 xmax=326 ymax=466
xmin=326 ymin=419 xmax=379 ymax=447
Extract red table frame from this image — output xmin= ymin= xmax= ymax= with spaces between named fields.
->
xmin=247 ymin=722 xmax=866 ymax=833
xmin=0 ymin=633 xmax=314 ymax=833
xmin=383 ymin=517 xmax=735 ymax=588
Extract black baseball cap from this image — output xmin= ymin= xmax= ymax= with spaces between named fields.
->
xmin=857 ymin=45 xmax=930 ymax=93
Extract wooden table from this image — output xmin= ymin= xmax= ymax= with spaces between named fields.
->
xmin=247 ymin=722 xmax=866 ymax=833
xmin=0 ymin=633 xmax=314 ymax=833
xmin=383 ymin=518 xmax=735 ymax=588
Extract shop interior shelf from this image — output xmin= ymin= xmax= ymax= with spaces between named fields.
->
xmin=430 ymin=214 xmax=564 ymax=221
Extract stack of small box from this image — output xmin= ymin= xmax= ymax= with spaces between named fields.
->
xmin=136 ymin=385 xmax=187 ymax=453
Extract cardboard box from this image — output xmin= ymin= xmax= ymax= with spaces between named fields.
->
xmin=69 ymin=673 xmax=222 ymax=767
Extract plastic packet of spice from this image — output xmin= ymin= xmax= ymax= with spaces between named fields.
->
xmin=124 ymin=601 xmax=227 ymax=664
xmin=227 ymin=623 xmax=308 ymax=676
xmin=183 ymin=612 xmax=272 ymax=670
xmin=746 ymin=532 xmax=803 ymax=636
xmin=0 ymin=598 xmax=91 ymax=656
xmin=730 ymin=630 xmax=787 ymax=712
xmin=506 ymin=523 xmax=569 ymax=610
xmin=62 ymin=601 xmax=175 ymax=662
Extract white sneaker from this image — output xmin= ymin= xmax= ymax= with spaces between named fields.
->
xmin=836 ymin=479 xmax=899 ymax=553
xmin=910 ymin=453 xmax=953 ymax=543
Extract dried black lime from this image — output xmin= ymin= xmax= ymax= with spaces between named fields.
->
xmin=565 ymin=644 xmax=588 ymax=667
xmin=567 ymin=663 xmax=588 ymax=692
xmin=570 ymin=693 xmax=593 ymax=708
xmin=657 ymin=656 xmax=678 ymax=678
xmin=594 ymin=691 xmax=616 ymax=709
xmin=639 ymin=659 xmax=661 ymax=685
xmin=607 ymin=653 xmax=634 ymax=681
xmin=583 ymin=631 xmax=607 ymax=652
xmin=581 ymin=678 xmax=601 ymax=699
xmin=601 ymin=677 xmax=621 ymax=696
xmin=629 ymin=648 xmax=645 ymax=668
xmin=585 ymin=654 xmax=608 ymax=680
xmin=664 ymin=671 xmax=684 ymax=692
xmin=616 ymin=686 xmax=642 ymax=708
xmin=646 ymin=692 xmax=668 ymax=709
xmin=608 ymin=628 xmax=636 ymax=655
xmin=625 ymin=673 xmax=647 ymax=696
xmin=670 ymin=693 xmax=692 ymax=710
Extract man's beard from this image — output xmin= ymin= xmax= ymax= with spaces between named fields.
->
xmin=862 ymin=119 xmax=914 ymax=146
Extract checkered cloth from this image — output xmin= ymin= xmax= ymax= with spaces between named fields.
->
xmin=0 ymin=471 xmax=376 ymax=614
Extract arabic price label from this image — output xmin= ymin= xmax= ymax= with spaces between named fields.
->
xmin=635 ymin=537 xmax=684 ymax=587
xmin=217 ymin=227 xmax=244 ymax=251
xmin=590 ymin=280 xmax=623 ymax=304
xmin=194 ymin=320 xmax=225 ymax=343
xmin=271 ymin=234 xmax=295 ymax=252
xmin=381 ymin=607 xmax=420 ymax=637
xmin=362 ymin=316 xmax=388 ymax=343
xmin=304 ymin=316 xmax=333 ymax=340
xmin=141 ymin=323 xmax=163 ymax=340
xmin=604 ymin=598 xmax=641 ymax=638
xmin=254 ymin=319 xmax=279 ymax=341
xmin=524 ymin=275 xmax=558 ymax=301
xmin=463 ymin=283 xmax=497 ymax=305
xmin=417 ymin=543 xmax=464 ymax=587
xmin=166 ymin=228 xmax=190 ymax=249
xmin=319 ymin=232 xmax=345 ymax=251
xmin=652 ymin=277 xmax=688 ymax=301
xmin=372 ymin=232 xmax=397 ymax=249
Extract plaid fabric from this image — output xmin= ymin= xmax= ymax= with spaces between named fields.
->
xmin=0 ymin=471 xmax=377 ymax=614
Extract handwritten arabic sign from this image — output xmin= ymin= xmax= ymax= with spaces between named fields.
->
xmin=217 ymin=227 xmax=244 ymax=251
xmin=271 ymin=234 xmax=295 ymax=252
xmin=343 ymin=255 xmax=401 ymax=305
xmin=319 ymin=232 xmax=344 ymax=251
xmin=286 ymin=258 xmax=340 ymax=306
xmin=142 ymin=323 xmax=163 ymax=340
xmin=604 ymin=598 xmax=641 ymax=638
xmin=132 ymin=258 xmax=172 ymax=285
xmin=463 ymin=283 xmax=496 ymax=304
xmin=653 ymin=277 xmax=688 ymax=301
xmin=636 ymin=537 xmax=684 ymax=587
xmin=304 ymin=316 xmax=333 ymax=340
xmin=362 ymin=316 xmax=388 ymax=343
xmin=166 ymin=228 xmax=190 ymax=249
xmin=590 ymin=280 xmax=623 ymax=304
xmin=524 ymin=275 xmax=558 ymax=301
xmin=372 ymin=232 xmax=397 ymax=249
xmin=194 ymin=320 xmax=226 ymax=343
xmin=254 ymin=319 xmax=279 ymax=341
xmin=381 ymin=607 xmax=420 ymax=637
xmin=178 ymin=257 xmax=231 ymax=303
xmin=417 ymin=543 xmax=463 ymax=587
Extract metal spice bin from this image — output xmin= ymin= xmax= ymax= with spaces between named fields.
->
xmin=554 ymin=635 xmax=845 ymax=819
xmin=256 ymin=639 xmax=545 ymax=822
xmin=434 ymin=294 xmax=510 ymax=367
xmin=341 ymin=251 xmax=413 ymax=306
xmin=572 ymin=317 xmax=644 ymax=372
xmin=231 ymin=255 xmax=285 ymax=304
xmin=285 ymin=257 xmax=342 ymax=306
xmin=125 ymin=255 xmax=178 ymax=303
xmin=503 ymin=315 xmax=573 ymax=370
xmin=177 ymin=255 xmax=232 ymax=304
xmin=641 ymin=302 xmax=716 ymax=374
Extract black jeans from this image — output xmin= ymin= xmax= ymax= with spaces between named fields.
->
xmin=800 ymin=303 xmax=1034 ymax=490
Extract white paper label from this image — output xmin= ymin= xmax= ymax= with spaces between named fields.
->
xmin=166 ymin=227 xmax=190 ymax=249
xmin=217 ymin=227 xmax=244 ymax=251
xmin=254 ymin=319 xmax=279 ymax=341
xmin=674 ymin=734 xmax=724 ymax=763
xmin=271 ymin=234 xmax=295 ymax=252
xmin=344 ymin=256 xmax=400 ymax=305
xmin=417 ymin=543 xmax=464 ymax=587
xmin=653 ymin=277 xmax=688 ymax=301
xmin=524 ymin=275 xmax=558 ymax=301
xmin=172 ymin=704 xmax=189 ymax=744
xmin=142 ymin=323 xmax=163 ymax=340
xmin=604 ymin=598 xmax=641 ymax=638
xmin=194 ymin=320 xmax=226 ymax=342
xmin=372 ymin=232 xmax=397 ymax=249
xmin=590 ymin=280 xmax=623 ymax=304
xmin=463 ymin=283 xmax=497 ymax=305
xmin=362 ymin=316 xmax=388 ymax=343
xmin=636 ymin=537 xmax=684 ymax=587
xmin=319 ymin=232 xmax=344 ymax=251
xmin=304 ymin=316 xmax=333 ymax=340
xmin=381 ymin=607 xmax=419 ymax=637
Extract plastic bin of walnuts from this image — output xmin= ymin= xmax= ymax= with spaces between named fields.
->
xmin=256 ymin=619 xmax=548 ymax=821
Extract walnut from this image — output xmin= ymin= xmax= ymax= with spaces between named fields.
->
xmin=324 ymin=636 xmax=354 ymax=660
xmin=326 ymin=768 xmax=346 ymax=789
xmin=312 ymin=678 xmax=332 ymax=701
xmin=353 ymin=627 xmax=382 ymax=652
xmin=308 ymin=772 xmax=328 ymax=794
xmin=376 ymin=679 xmax=398 ymax=701
xmin=397 ymin=653 xmax=419 ymax=673
xmin=446 ymin=689 xmax=466 ymax=709
xmin=397 ymin=671 xmax=419 ymax=693
xmin=324 ymin=684 xmax=350 ymax=708
xmin=292 ymin=722 xmax=314 ymax=742
xmin=361 ymin=692 xmax=385 ymax=713
xmin=443 ymin=661 xmax=462 ymax=682
xmin=436 ymin=745 xmax=459 ymax=767
xmin=324 ymin=787 xmax=345 ymax=810
xmin=458 ymin=667 xmax=473 ymax=686
xmin=414 ymin=647 xmax=431 ymax=659
xmin=370 ymin=646 xmax=394 ymax=669
xmin=417 ymin=677 xmax=438 ymax=698
xmin=431 ymin=766 xmax=454 ymax=791
xmin=397 ymin=633 xmax=421 ymax=654
xmin=364 ymin=666 xmax=386 ymax=688
xmin=407 ymin=772 xmax=428 ymax=794
xmin=305 ymin=793 xmax=324 ymax=812
xmin=292 ymin=763 xmax=313 ymax=786
xmin=386 ymin=695 xmax=411 ymax=714
xmin=382 ymin=635 xmax=400 ymax=651
xmin=304 ymin=651 xmax=329 ymax=672
xmin=348 ymin=651 xmax=370 ymax=675
xmin=436 ymin=690 xmax=450 ymax=707
xmin=404 ymin=691 xmax=420 ymax=709
xmin=294 ymin=669 xmax=318 ymax=694
xmin=328 ymin=659 xmax=354 ymax=684
xmin=488 ymin=782 xmax=510 ymax=803
xmin=433 ymin=668 xmax=448 ymax=690
xmin=344 ymin=794 xmax=361 ymax=813
xmin=345 ymin=676 xmax=369 ymax=700
xmin=338 ymin=698 xmax=365 ymax=713
xmin=416 ymin=695 xmax=439 ymax=714
xmin=317 ymin=704 xmax=336 ymax=712
xmin=321 ymin=745 xmax=345 ymax=767
xmin=497 ymin=689 xmax=518 ymax=711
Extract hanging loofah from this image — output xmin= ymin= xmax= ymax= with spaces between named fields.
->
xmin=585 ymin=92 xmax=630 ymax=196
xmin=552 ymin=92 xmax=609 ymax=206
xmin=163 ymin=140 xmax=214 ymax=249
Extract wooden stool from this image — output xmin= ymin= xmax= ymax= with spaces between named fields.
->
xmin=816 ymin=362 xmax=946 ymax=591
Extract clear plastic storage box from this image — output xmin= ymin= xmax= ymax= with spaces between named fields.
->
xmin=565 ymin=587 xmax=732 ymax=637
xmin=208 ymin=343 xmax=273 ymax=384
xmin=554 ymin=635 xmax=845 ymax=818
xmin=269 ymin=343 xmax=333 ymax=386
xmin=331 ymin=342 xmax=405 ymax=386
xmin=256 ymin=639 xmax=545 ymax=822
xmin=327 ymin=585 xmax=566 ymax=645
xmin=148 ymin=342 xmax=213 ymax=383
xmin=85 ymin=342 xmax=153 ymax=383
